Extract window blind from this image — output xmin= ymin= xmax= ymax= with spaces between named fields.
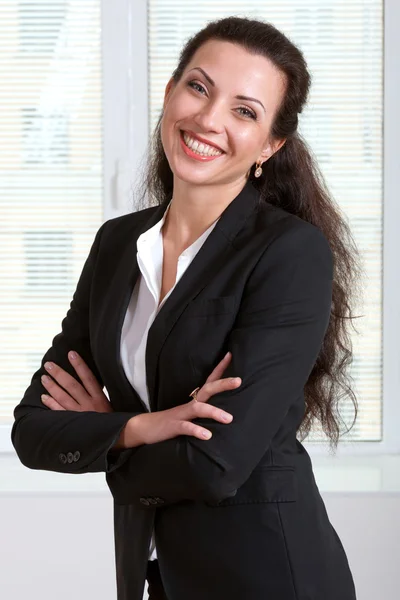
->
xmin=148 ymin=1 xmax=383 ymax=441
xmin=0 ymin=1 xmax=103 ymax=423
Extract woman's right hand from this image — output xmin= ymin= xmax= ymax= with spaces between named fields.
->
xmin=127 ymin=351 xmax=241 ymax=447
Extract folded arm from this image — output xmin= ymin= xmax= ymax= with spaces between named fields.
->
xmin=11 ymin=221 xmax=141 ymax=474
xmin=106 ymin=223 xmax=333 ymax=504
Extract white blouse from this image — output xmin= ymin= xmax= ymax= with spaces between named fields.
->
xmin=120 ymin=200 xmax=220 ymax=561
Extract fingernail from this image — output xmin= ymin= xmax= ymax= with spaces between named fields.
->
xmin=69 ymin=351 xmax=77 ymax=360
xmin=225 ymin=352 xmax=231 ymax=359
xmin=202 ymin=431 xmax=211 ymax=439
xmin=44 ymin=362 xmax=53 ymax=370
xmin=230 ymin=377 xmax=241 ymax=384
xmin=41 ymin=374 xmax=50 ymax=383
xmin=222 ymin=413 xmax=233 ymax=422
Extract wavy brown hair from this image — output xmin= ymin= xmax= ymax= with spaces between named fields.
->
xmin=136 ymin=16 xmax=363 ymax=452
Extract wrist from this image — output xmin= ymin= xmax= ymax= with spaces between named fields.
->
xmin=127 ymin=414 xmax=146 ymax=448
xmin=110 ymin=415 xmax=144 ymax=450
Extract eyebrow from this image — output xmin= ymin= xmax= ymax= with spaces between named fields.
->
xmin=188 ymin=67 xmax=266 ymax=112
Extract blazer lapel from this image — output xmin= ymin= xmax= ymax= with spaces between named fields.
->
xmin=110 ymin=205 xmax=166 ymax=410
xmin=143 ymin=180 xmax=260 ymax=411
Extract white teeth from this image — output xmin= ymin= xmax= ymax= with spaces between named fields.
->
xmin=183 ymin=132 xmax=223 ymax=157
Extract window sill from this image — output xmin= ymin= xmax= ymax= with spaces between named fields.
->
xmin=1 ymin=453 xmax=400 ymax=495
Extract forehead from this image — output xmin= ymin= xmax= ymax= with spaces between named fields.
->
xmin=184 ymin=39 xmax=286 ymax=99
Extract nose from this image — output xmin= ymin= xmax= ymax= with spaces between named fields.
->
xmin=193 ymin=101 xmax=225 ymax=134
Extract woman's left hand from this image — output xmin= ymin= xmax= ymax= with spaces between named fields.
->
xmin=40 ymin=351 xmax=113 ymax=413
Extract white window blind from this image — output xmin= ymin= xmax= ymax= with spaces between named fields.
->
xmin=148 ymin=1 xmax=383 ymax=441
xmin=0 ymin=1 xmax=103 ymax=424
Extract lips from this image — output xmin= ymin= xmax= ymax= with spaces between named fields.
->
xmin=179 ymin=130 xmax=224 ymax=162
xmin=181 ymin=129 xmax=225 ymax=153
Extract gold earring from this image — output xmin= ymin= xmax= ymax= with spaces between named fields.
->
xmin=254 ymin=161 xmax=263 ymax=178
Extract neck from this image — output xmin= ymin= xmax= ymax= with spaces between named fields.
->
xmin=162 ymin=175 xmax=248 ymax=248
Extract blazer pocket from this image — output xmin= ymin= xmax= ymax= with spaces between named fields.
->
xmin=186 ymin=295 xmax=236 ymax=317
xmin=204 ymin=467 xmax=297 ymax=507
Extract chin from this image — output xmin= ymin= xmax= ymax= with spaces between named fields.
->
xmin=172 ymin=166 xmax=218 ymax=186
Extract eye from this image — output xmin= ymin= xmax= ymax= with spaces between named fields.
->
xmin=237 ymin=106 xmax=257 ymax=120
xmin=187 ymin=80 xmax=257 ymax=121
xmin=187 ymin=80 xmax=207 ymax=95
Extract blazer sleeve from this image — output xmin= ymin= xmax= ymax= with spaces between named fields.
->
xmin=11 ymin=220 xmax=142 ymax=475
xmin=106 ymin=223 xmax=333 ymax=505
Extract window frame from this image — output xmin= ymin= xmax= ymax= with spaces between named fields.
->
xmin=1 ymin=0 xmax=398 ymax=457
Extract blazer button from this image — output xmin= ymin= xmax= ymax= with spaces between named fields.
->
xmin=140 ymin=497 xmax=150 ymax=506
xmin=59 ymin=453 xmax=67 ymax=464
xmin=73 ymin=451 xmax=80 ymax=462
xmin=67 ymin=452 xmax=74 ymax=464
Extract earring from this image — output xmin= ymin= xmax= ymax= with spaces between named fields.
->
xmin=254 ymin=161 xmax=263 ymax=178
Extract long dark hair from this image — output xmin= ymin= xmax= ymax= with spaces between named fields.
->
xmin=136 ymin=16 xmax=363 ymax=452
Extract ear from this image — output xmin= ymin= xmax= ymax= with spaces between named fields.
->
xmin=257 ymin=138 xmax=286 ymax=164
xmin=163 ymin=77 xmax=176 ymax=111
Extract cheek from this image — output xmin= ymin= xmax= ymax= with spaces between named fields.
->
xmin=161 ymin=102 xmax=184 ymax=149
xmin=165 ymin=92 xmax=194 ymax=125
xmin=233 ymin=129 xmax=262 ymax=160
xmin=161 ymin=103 xmax=182 ymax=151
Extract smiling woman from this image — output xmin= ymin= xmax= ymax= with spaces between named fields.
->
xmin=11 ymin=14 xmax=360 ymax=600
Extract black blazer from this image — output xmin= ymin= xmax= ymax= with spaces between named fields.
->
xmin=11 ymin=179 xmax=357 ymax=600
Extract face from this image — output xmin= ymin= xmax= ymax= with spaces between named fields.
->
xmin=160 ymin=39 xmax=287 ymax=188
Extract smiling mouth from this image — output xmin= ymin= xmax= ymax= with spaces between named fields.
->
xmin=180 ymin=130 xmax=225 ymax=157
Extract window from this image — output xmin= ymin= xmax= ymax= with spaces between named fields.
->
xmin=1 ymin=1 xmax=394 ymax=453
xmin=0 ymin=1 xmax=103 ymax=440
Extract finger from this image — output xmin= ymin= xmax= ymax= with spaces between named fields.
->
xmin=68 ymin=351 xmax=103 ymax=397
xmin=43 ymin=361 xmax=88 ymax=407
xmin=205 ymin=351 xmax=232 ymax=384
xmin=190 ymin=400 xmax=233 ymax=423
xmin=195 ymin=376 xmax=241 ymax=403
xmin=177 ymin=420 xmax=213 ymax=440
xmin=41 ymin=373 xmax=83 ymax=411
xmin=41 ymin=394 xmax=66 ymax=411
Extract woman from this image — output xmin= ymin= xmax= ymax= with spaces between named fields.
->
xmin=11 ymin=16 xmax=361 ymax=600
